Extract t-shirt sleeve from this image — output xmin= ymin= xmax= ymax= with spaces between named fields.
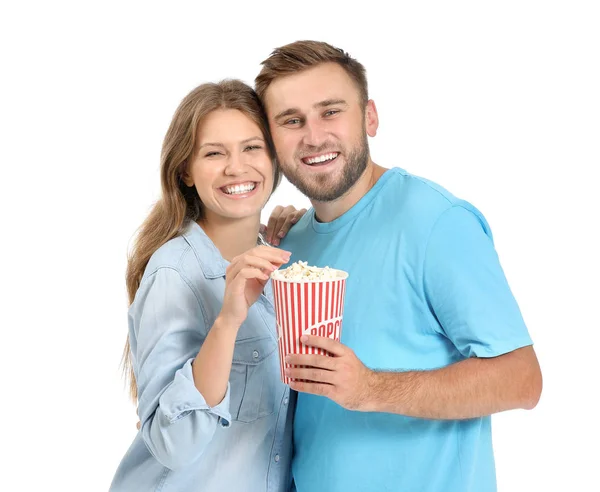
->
xmin=423 ymin=205 xmax=533 ymax=358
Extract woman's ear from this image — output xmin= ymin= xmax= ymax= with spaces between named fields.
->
xmin=180 ymin=162 xmax=194 ymax=187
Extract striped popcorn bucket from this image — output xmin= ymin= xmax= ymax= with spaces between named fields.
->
xmin=271 ymin=270 xmax=349 ymax=384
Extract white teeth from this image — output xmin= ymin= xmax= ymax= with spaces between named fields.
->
xmin=223 ymin=183 xmax=256 ymax=195
xmin=305 ymin=153 xmax=338 ymax=165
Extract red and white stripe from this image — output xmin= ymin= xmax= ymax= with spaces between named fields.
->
xmin=272 ymin=277 xmax=347 ymax=384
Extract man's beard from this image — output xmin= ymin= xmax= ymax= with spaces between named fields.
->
xmin=280 ymin=135 xmax=369 ymax=202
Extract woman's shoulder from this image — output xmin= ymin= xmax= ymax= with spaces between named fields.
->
xmin=142 ymin=234 xmax=202 ymax=285
xmin=131 ymin=231 xmax=222 ymax=320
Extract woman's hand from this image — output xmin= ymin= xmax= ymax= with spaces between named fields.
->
xmin=261 ymin=205 xmax=307 ymax=246
xmin=219 ymin=245 xmax=291 ymax=326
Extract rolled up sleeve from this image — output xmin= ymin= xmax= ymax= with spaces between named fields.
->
xmin=130 ymin=267 xmax=230 ymax=471
xmin=158 ymin=358 xmax=231 ymax=425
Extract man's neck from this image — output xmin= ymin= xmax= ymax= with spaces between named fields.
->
xmin=312 ymin=162 xmax=388 ymax=223
xmin=199 ymin=214 xmax=260 ymax=262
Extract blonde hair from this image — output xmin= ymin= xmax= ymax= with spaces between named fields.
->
xmin=122 ymin=79 xmax=280 ymax=400
xmin=255 ymin=40 xmax=368 ymax=107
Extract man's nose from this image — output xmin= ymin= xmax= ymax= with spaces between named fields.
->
xmin=301 ymin=119 xmax=328 ymax=148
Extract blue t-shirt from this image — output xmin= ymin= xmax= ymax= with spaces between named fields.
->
xmin=281 ymin=167 xmax=533 ymax=492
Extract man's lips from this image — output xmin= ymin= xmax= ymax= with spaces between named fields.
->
xmin=300 ymin=152 xmax=340 ymax=166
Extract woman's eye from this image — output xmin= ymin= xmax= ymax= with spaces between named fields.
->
xmin=244 ymin=145 xmax=262 ymax=152
xmin=205 ymin=151 xmax=222 ymax=157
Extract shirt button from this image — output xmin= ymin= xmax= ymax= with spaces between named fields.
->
xmin=284 ymin=397 xmax=289 ymax=405
xmin=274 ymin=454 xmax=280 ymax=462
xmin=253 ymin=350 xmax=259 ymax=359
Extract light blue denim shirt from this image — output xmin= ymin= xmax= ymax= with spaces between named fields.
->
xmin=110 ymin=221 xmax=294 ymax=492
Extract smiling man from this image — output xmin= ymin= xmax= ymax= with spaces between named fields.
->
xmin=255 ymin=41 xmax=542 ymax=492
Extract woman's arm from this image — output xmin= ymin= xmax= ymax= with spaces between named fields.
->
xmin=191 ymin=245 xmax=290 ymax=405
xmin=133 ymin=247 xmax=290 ymax=471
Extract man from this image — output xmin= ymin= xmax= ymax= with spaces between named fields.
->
xmin=256 ymin=40 xmax=542 ymax=492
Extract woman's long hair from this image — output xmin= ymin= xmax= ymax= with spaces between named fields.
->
xmin=122 ymin=80 xmax=280 ymax=400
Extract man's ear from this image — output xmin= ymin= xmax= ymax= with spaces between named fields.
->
xmin=365 ymin=100 xmax=379 ymax=138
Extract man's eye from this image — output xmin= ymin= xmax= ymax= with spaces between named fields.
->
xmin=244 ymin=145 xmax=262 ymax=152
xmin=324 ymin=110 xmax=340 ymax=117
xmin=284 ymin=118 xmax=301 ymax=126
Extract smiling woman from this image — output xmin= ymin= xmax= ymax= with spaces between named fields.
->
xmin=182 ymin=108 xmax=275 ymax=225
xmin=109 ymin=80 xmax=297 ymax=492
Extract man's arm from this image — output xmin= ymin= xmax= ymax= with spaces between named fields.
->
xmin=287 ymin=206 xmax=543 ymax=418
xmin=285 ymin=335 xmax=542 ymax=419
xmin=366 ymin=345 xmax=542 ymax=418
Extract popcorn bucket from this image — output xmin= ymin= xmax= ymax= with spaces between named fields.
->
xmin=271 ymin=269 xmax=349 ymax=384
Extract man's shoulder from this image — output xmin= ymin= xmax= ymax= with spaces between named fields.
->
xmin=384 ymin=168 xmax=460 ymax=208
xmin=371 ymin=168 xmax=455 ymax=227
xmin=375 ymin=168 xmax=489 ymax=240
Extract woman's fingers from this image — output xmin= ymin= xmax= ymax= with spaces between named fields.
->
xmin=236 ymin=267 xmax=270 ymax=282
xmin=227 ymin=246 xmax=291 ymax=280
xmin=269 ymin=206 xmax=300 ymax=245
xmin=275 ymin=208 xmax=307 ymax=241
xmin=266 ymin=205 xmax=284 ymax=244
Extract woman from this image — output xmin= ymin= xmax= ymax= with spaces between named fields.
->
xmin=110 ymin=80 xmax=303 ymax=491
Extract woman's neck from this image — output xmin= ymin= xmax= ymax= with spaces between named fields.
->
xmin=199 ymin=213 xmax=261 ymax=261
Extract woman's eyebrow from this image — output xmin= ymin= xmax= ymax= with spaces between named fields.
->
xmin=198 ymin=136 xmax=264 ymax=150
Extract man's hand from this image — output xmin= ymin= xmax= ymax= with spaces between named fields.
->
xmin=285 ymin=335 xmax=374 ymax=411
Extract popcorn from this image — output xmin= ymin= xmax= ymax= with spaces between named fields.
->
xmin=272 ymin=261 xmax=338 ymax=281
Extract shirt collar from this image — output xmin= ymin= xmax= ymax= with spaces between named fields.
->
xmin=182 ymin=221 xmax=228 ymax=279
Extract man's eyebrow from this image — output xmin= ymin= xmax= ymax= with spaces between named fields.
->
xmin=274 ymin=99 xmax=348 ymax=121
xmin=315 ymin=98 xmax=347 ymax=108
xmin=198 ymin=136 xmax=264 ymax=150
xmin=274 ymin=108 xmax=299 ymax=121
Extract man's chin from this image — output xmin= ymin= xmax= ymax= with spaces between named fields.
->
xmin=283 ymin=147 xmax=368 ymax=201
xmin=294 ymin=179 xmax=350 ymax=202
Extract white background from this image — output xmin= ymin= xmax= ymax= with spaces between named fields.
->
xmin=1 ymin=1 xmax=598 ymax=490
